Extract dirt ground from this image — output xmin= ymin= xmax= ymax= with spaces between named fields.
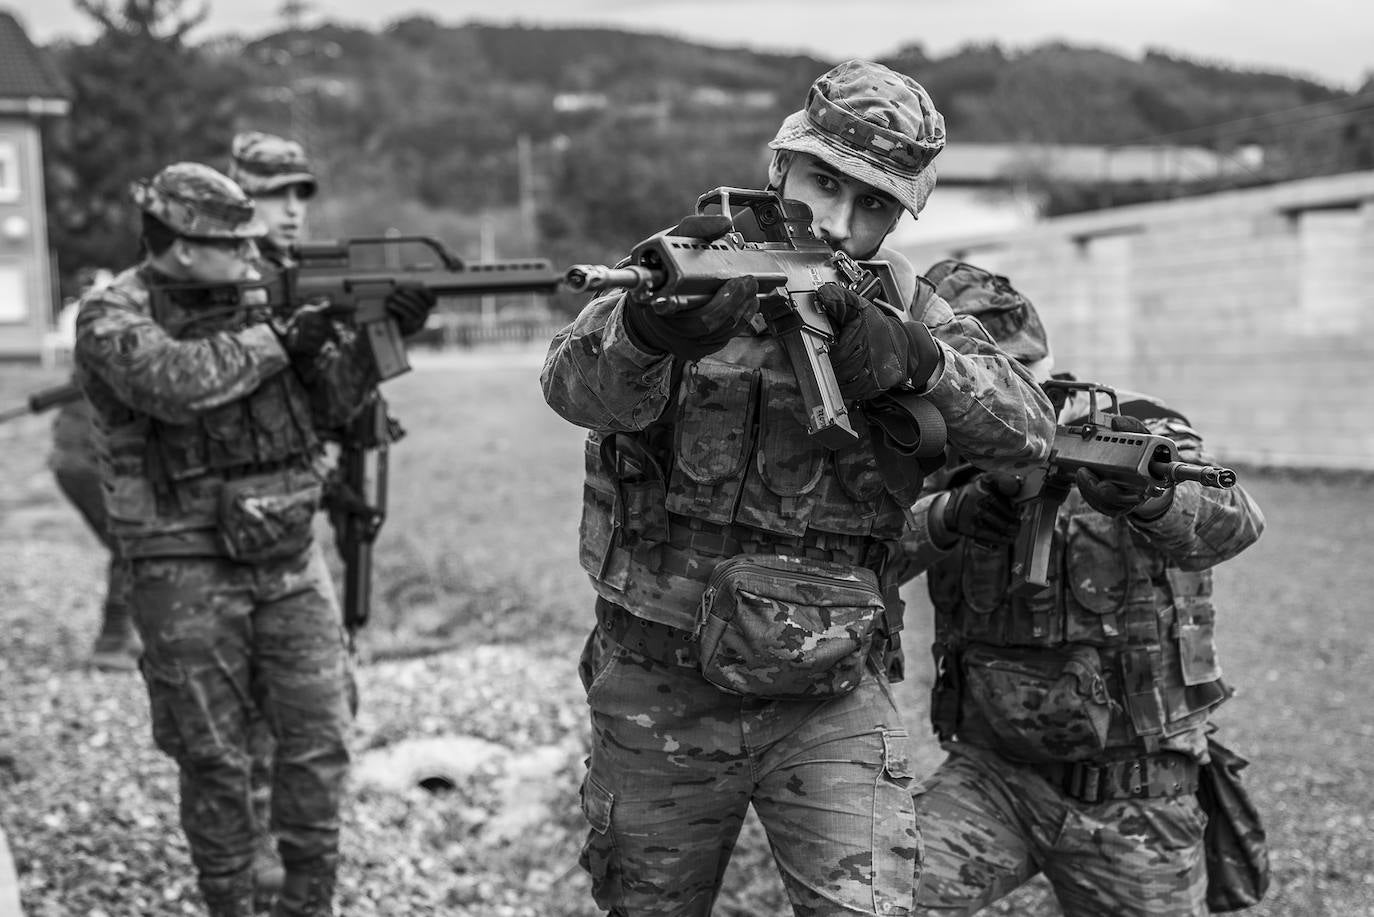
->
xmin=1 ymin=350 xmax=1371 ymax=915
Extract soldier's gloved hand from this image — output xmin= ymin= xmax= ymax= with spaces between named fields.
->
xmin=941 ymin=472 xmax=1023 ymax=545
xmin=817 ymin=282 xmax=943 ymax=401
xmin=276 ymin=302 xmax=334 ymax=360
xmin=622 ymin=214 xmax=760 ymax=361
xmin=385 ymin=283 xmax=437 ymax=337
xmin=1075 ymin=415 xmax=1175 ymax=519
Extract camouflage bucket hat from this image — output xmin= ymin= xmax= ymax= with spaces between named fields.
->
xmin=927 ymin=259 xmax=1052 ymax=369
xmin=228 ymin=130 xmax=317 ymax=198
xmin=769 ymin=59 xmax=946 ymax=217
xmin=130 ymin=162 xmax=267 ymax=239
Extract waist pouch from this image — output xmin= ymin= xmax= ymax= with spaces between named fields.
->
xmin=961 ymin=643 xmax=1113 ymax=763
xmin=696 ymin=553 xmax=886 ymax=700
xmin=217 ymin=470 xmax=321 ymax=563
xmin=1199 ymin=735 xmax=1270 ymax=912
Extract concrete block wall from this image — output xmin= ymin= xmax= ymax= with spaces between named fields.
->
xmin=896 ymin=172 xmax=1374 ymax=471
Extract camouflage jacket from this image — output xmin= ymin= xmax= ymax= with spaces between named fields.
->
xmin=902 ymin=390 xmax=1266 ymax=761
xmin=74 ymin=263 xmax=374 ymax=557
xmin=542 ymin=246 xmax=1056 ymax=631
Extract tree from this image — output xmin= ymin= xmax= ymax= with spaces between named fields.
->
xmin=43 ymin=0 xmax=254 ymax=295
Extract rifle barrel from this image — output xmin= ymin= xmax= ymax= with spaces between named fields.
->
xmin=1149 ymin=460 xmax=1237 ymax=488
xmin=563 ymin=264 xmax=658 ymax=295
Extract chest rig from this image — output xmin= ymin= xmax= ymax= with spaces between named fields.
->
xmin=144 ymin=276 xmax=319 ymax=494
xmin=580 ymin=330 xmax=925 ymax=635
xmin=927 ymin=488 xmax=1228 ymax=755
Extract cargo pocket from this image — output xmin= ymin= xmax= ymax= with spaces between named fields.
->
xmin=139 ymin=655 xmax=190 ymax=760
xmin=578 ymin=771 xmax=624 ymax=909
xmin=872 ymin=727 xmax=920 ymax=914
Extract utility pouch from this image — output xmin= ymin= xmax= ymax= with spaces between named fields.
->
xmin=929 ymin=642 xmax=962 ymax=741
xmin=217 ymin=470 xmax=321 ymax=563
xmin=1199 ymin=735 xmax=1271 ymax=912
xmin=696 ymin=553 xmax=886 ymax=700
xmin=960 ymin=643 xmax=1113 ymax=763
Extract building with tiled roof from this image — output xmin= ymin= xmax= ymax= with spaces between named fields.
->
xmin=0 ymin=8 xmax=70 ymax=360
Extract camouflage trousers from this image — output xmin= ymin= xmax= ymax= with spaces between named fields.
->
xmin=578 ymin=624 xmax=921 ymax=917
xmin=128 ymin=545 xmax=351 ymax=902
xmin=911 ymin=743 xmax=1207 ymax=916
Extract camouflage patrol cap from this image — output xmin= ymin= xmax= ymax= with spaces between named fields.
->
xmin=769 ymin=60 xmax=945 ymax=217
xmin=228 ymin=131 xmax=317 ymax=198
xmin=927 ymin=258 xmax=1052 ymax=373
xmin=130 ymin=162 xmax=267 ymax=239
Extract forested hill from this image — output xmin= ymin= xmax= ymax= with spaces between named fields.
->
xmin=41 ymin=11 xmax=1370 ymax=292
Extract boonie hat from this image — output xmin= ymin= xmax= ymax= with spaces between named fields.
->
xmin=769 ymin=60 xmax=945 ymax=218
xmin=130 ymin=162 xmax=267 ymax=239
xmin=228 ymin=131 xmax=317 ymax=198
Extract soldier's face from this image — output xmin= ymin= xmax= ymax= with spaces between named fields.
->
xmin=780 ymin=153 xmax=903 ymax=260
xmin=177 ymin=237 xmax=260 ymax=283
xmin=253 ymin=184 xmax=310 ymax=250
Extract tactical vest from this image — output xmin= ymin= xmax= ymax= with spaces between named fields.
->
xmin=581 ymin=330 xmax=925 ymax=632
xmin=927 ymin=483 xmax=1228 ymax=760
xmin=91 ymin=267 xmax=319 ymax=554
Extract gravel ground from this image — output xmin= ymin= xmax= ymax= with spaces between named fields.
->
xmin=0 ymin=535 xmax=599 ymax=916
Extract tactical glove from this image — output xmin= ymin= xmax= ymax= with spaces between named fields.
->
xmin=817 ymin=282 xmax=943 ymax=402
xmin=385 ymin=282 xmax=438 ymax=337
xmin=622 ymin=214 xmax=760 ymax=361
xmin=1075 ymin=415 xmax=1175 ymax=519
xmin=275 ymin=302 xmax=334 ymax=360
xmin=940 ymin=472 xmax=1023 ymax=545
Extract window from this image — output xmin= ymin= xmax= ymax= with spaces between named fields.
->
xmin=0 ymin=263 xmax=27 ymax=322
xmin=0 ymin=141 xmax=17 ymax=203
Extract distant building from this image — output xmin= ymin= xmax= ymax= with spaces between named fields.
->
xmin=0 ymin=10 xmax=70 ymax=361
xmin=890 ymin=141 xmax=1260 ymax=246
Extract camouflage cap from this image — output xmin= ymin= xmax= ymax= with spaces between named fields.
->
xmin=926 ymin=259 xmax=1053 ymax=374
xmin=129 ymin=162 xmax=267 ymax=239
xmin=769 ymin=60 xmax=945 ymax=217
xmin=228 ymin=131 xmax=317 ymax=198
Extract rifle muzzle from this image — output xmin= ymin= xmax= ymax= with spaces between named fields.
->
xmin=563 ymin=264 xmax=658 ymax=295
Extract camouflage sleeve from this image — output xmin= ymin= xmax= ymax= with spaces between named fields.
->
xmin=1128 ymin=417 xmax=1266 ymax=568
xmin=74 ymin=292 xmax=289 ymax=425
xmin=541 ymin=292 xmax=675 ymax=432
xmin=894 ymin=492 xmax=957 ymax=584
xmin=911 ymin=294 xmax=1056 ymax=472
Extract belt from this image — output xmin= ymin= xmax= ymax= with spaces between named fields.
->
xmin=595 ymin=598 xmax=699 ymax=669
xmin=664 ymin=514 xmax=876 ymax=565
xmin=1032 ymin=752 xmax=1199 ymax=803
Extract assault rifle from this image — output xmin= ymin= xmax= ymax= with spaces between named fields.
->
xmin=1009 ymin=380 xmax=1238 ymax=596
xmin=160 ymin=235 xmax=565 ymax=380
xmin=564 ymin=188 xmax=919 ymax=451
xmin=0 ymin=381 xmax=82 ymax=423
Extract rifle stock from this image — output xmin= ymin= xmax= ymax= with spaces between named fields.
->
xmin=564 ymin=188 xmax=910 ymax=450
xmin=1008 ymin=381 xmax=1238 ymax=596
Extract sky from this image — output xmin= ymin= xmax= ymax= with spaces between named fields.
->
xmin=7 ymin=0 xmax=1372 ymax=91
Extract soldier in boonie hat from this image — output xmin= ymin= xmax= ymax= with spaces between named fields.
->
xmin=228 ymin=131 xmax=317 ymax=199
xmin=130 ymin=161 xmax=267 ymax=240
xmin=769 ymin=59 xmax=945 ymax=221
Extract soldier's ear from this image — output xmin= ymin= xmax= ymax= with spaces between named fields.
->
xmin=169 ymin=238 xmax=197 ymax=269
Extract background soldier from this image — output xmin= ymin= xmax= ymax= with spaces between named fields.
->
xmin=898 ymin=265 xmax=1267 ymax=916
xmin=72 ymin=162 xmax=431 ymax=916
xmin=542 ymin=60 xmax=1055 ymax=915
